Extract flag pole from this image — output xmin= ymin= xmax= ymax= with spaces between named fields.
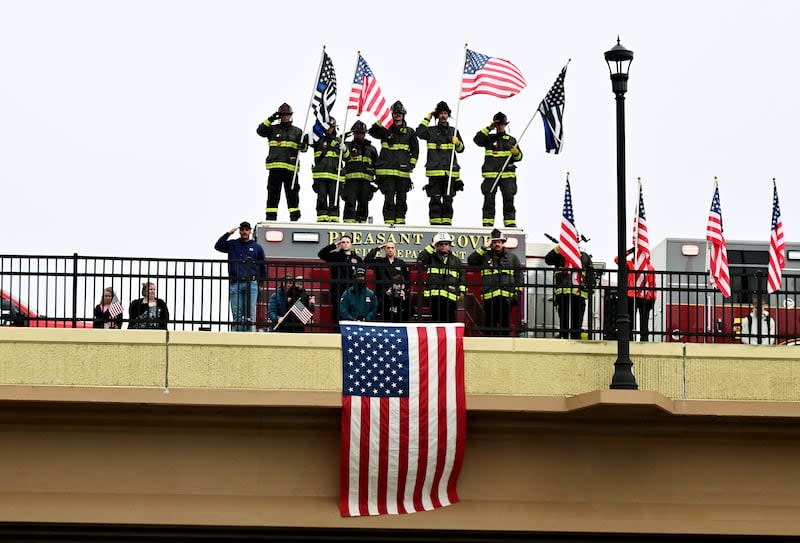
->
xmin=272 ymin=307 xmax=294 ymax=331
xmin=489 ymin=59 xmax=570 ymax=194
xmin=446 ymin=43 xmax=469 ymax=196
xmin=292 ymin=46 xmax=327 ymax=191
xmin=333 ymin=50 xmax=360 ymax=209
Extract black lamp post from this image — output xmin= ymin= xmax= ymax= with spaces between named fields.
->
xmin=605 ymin=37 xmax=638 ymax=390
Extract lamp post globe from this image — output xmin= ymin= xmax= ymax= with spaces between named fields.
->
xmin=606 ymin=37 xmax=638 ymax=390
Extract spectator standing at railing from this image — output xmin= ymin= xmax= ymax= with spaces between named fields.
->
xmin=467 ymin=229 xmax=523 ymax=336
xmin=364 ymin=241 xmax=409 ymax=320
xmin=93 ymin=287 xmax=123 ymax=329
xmin=545 ymin=245 xmax=592 ymax=339
xmin=339 ymin=268 xmax=377 ymax=322
xmin=740 ymin=297 xmax=777 ymax=345
xmin=215 ymin=221 xmax=267 ymax=332
xmin=417 ymin=232 xmax=465 ymax=323
xmin=128 ymin=282 xmax=169 ymax=330
xmin=614 ymin=251 xmax=657 ymax=342
xmin=318 ymin=235 xmax=363 ymax=327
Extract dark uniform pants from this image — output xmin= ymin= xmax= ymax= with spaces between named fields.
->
xmin=266 ymin=169 xmax=301 ymax=221
xmin=342 ymin=180 xmax=373 ymax=223
xmin=628 ymin=297 xmax=655 ymax=342
xmin=481 ymin=178 xmax=517 ymax=227
xmin=313 ymin=179 xmax=340 ymax=222
xmin=429 ymin=296 xmax=457 ymax=323
xmin=484 ymin=296 xmax=511 ymax=336
xmin=426 ymin=176 xmax=462 ymax=225
xmin=379 ymin=176 xmax=409 ymax=224
xmin=555 ymin=294 xmax=586 ymax=339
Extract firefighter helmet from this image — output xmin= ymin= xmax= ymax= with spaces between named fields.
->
xmin=490 ymin=228 xmax=507 ymax=242
xmin=328 ymin=117 xmax=337 ymax=128
xmin=493 ymin=112 xmax=508 ymax=124
xmin=435 ymin=101 xmax=452 ymax=116
xmin=432 ymin=232 xmax=453 ymax=245
xmin=278 ymin=103 xmax=293 ymax=115
xmin=351 ymin=120 xmax=367 ymax=133
xmin=390 ymin=100 xmax=407 ymax=115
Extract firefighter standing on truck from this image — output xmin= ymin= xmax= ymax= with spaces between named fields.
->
xmin=545 ymin=244 xmax=593 ymax=339
xmin=467 ymin=229 xmax=522 ymax=336
xmin=342 ymin=121 xmax=378 ymax=223
xmin=473 ymin=112 xmax=523 ymax=228
xmin=257 ymin=103 xmax=308 ymax=222
xmin=311 ymin=117 xmax=347 ymax=222
xmin=417 ymin=232 xmax=466 ymax=323
xmin=368 ymin=101 xmax=419 ymax=226
xmin=417 ymin=101 xmax=465 ymax=226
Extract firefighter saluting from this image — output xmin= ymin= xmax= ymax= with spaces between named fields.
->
xmin=473 ymin=112 xmax=523 ymax=228
xmin=342 ymin=121 xmax=378 ymax=223
xmin=417 ymin=101 xmax=465 ymax=226
xmin=545 ymin=243 xmax=595 ymax=339
xmin=257 ymin=103 xmax=308 ymax=222
xmin=368 ymin=101 xmax=419 ymax=226
xmin=311 ymin=117 xmax=347 ymax=222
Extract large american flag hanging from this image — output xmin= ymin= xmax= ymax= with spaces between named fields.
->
xmin=538 ymin=63 xmax=568 ymax=154
xmin=767 ymin=180 xmax=785 ymax=294
xmin=632 ymin=182 xmax=651 ymax=288
xmin=559 ymin=178 xmax=582 ymax=270
xmin=311 ymin=51 xmax=337 ymax=143
xmin=706 ymin=184 xmax=731 ymax=298
xmin=461 ymin=48 xmax=526 ymax=100
xmin=339 ymin=322 xmax=466 ymax=517
xmin=348 ymin=54 xmax=392 ymax=128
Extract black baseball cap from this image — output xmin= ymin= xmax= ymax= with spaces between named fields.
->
xmin=239 ymin=221 xmax=252 ymax=229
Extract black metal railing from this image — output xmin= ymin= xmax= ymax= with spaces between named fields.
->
xmin=1 ymin=254 xmax=798 ymax=343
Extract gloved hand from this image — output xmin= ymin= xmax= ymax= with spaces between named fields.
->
xmin=426 ymin=111 xmax=434 ymax=121
xmin=488 ymin=121 xmax=496 ymax=130
xmin=268 ymin=112 xmax=280 ymax=122
xmin=510 ymin=146 xmax=520 ymax=157
xmin=452 ymin=136 xmax=461 ymax=146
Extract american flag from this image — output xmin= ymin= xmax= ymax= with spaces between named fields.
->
xmin=461 ymin=48 xmax=526 ymax=100
xmin=632 ymin=182 xmax=651 ymax=288
xmin=559 ymin=178 xmax=582 ymax=270
xmin=706 ymin=184 xmax=731 ymax=298
xmin=288 ymin=298 xmax=313 ymax=324
xmin=348 ymin=55 xmax=392 ymax=128
xmin=339 ymin=322 xmax=465 ymax=517
xmin=538 ymin=64 xmax=567 ymax=154
xmin=767 ymin=180 xmax=785 ymax=294
xmin=109 ymin=295 xmax=124 ymax=319
xmin=311 ymin=51 xmax=337 ymax=143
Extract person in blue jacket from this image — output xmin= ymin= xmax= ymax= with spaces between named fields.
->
xmin=214 ymin=221 xmax=267 ymax=331
xmin=339 ymin=268 xmax=377 ymax=322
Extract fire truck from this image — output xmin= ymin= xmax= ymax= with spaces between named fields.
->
xmin=253 ymin=222 xmax=526 ymax=334
xmin=650 ymin=238 xmax=800 ymax=343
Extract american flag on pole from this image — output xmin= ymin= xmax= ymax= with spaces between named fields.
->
xmin=109 ymin=295 xmax=124 ymax=319
xmin=632 ymin=182 xmax=651 ymax=288
xmin=559 ymin=178 xmax=582 ymax=270
xmin=706 ymin=184 xmax=731 ymax=298
xmin=767 ymin=180 xmax=785 ymax=294
xmin=538 ymin=63 xmax=568 ymax=154
xmin=339 ymin=322 xmax=466 ymax=517
xmin=288 ymin=299 xmax=313 ymax=324
xmin=348 ymin=54 xmax=392 ymax=128
xmin=311 ymin=50 xmax=337 ymax=143
xmin=461 ymin=48 xmax=526 ymax=100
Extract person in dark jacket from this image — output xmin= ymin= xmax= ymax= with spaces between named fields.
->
xmin=342 ymin=120 xmax=379 ymax=223
xmin=382 ymin=274 xmax=410 ymax=323
xmin=473 ymin=112 xmax=523 ymax=228
xmin=268 ymin=275 xmax=315 ymax=332
xmin=339 ymin=268 xmax=378 ymax=322
xmin=545 ymin=245 xmax=592 ymax=339
xmin=364 ymin=241 xmax=409 ymax=320
xmin=318 ymin=235 xmax=364 ymax=328
xmin=368 ymin=101 xmax=419 ymax=225
xmin=93 ymin=286 xmax=123 ymax=329
xmin=256 ymin=103 xmax=308 ymax=221
xmin=128 ymin=282 xmax=169 ymax=330
xmin=417 ymin=231 xmax=466 ymax=323
xmin=214 ymin=221 xmax=267 ymax=331
xmin=417 ymin=101 xmax=465 ymax=226
xmin=311 ymin=118 xmax=348 ymax=222
xmin=467 ymin=229 xmax=523 ymax=336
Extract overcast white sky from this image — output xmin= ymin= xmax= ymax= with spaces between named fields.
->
xmin=2 ymin=0 xmax=797 ymax=265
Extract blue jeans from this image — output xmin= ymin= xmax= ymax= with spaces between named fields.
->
xmin=229 ymin=281 xmax=258 ymax=332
